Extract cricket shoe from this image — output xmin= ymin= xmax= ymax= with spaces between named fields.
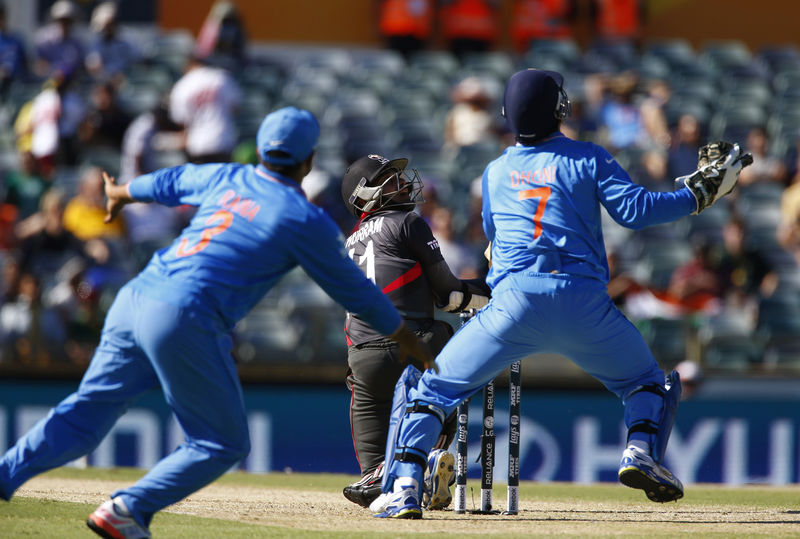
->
xmin=618 ymin=446 xmax=684 ymax=503
xmin=423 ymin=449 xmax=455 ymax=510
xmin=343 ymin=462 xmax=384 ymax=508
xmin=370 ymin=478 xmax=422 ymax=519
xmin=87 ymin=496 xmax=151 ymax=539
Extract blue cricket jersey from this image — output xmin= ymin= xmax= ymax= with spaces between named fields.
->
xmin=127 ymin=163 xmax=402 ymax=334
xmin=482 ymin=134 xmax=697 ymax=288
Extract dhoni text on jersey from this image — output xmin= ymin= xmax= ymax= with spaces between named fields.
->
xmin=509 ymin=166 xmax=557 ymax=187
xmin=345 ymin=216 xmax=384 ymax=248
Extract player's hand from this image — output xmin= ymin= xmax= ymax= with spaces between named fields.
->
xmin=103 ymin=171 xmax=133 ymax=223
xmin=389 ymin=323 xmax=438 ymax=373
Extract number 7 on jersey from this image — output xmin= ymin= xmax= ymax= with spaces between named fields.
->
xmin=518 ymin=186 xmax=550 ymax=239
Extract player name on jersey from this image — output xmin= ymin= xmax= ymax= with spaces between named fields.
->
xmin=510 ymin=166 xmax=557 ymax=187
xmin=346 ymin=216 xmax=385 ymax=247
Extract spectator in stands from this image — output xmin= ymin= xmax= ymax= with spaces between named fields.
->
xmin=443 ymin=76 xmax=498 ymax=151
xmin=376 ymin=0 xmax=434 ymax=58
xmin=63 ymin=166 xmax=126 ymax=243
xmin=85 ymin=1 xmax=140 ymax=83
xmin=510 ymin=0 xmax=576 ymax=54
xmin=667 ymin=113 xmax=703 ymax=179
xmin=118 ymin=99 xmax=186 ymax=269
xmin=590 ymin=0 xmax=646 ymax=48
xmin=13 ymin=96 xmax=34 ymax=155
xmin=715 ymin=215 xmax=778 ymax=308
xmin=429 ymin=205 xmax=478 ymax=278
xmin=29 ymin=69 xmax=87 ymax=174
xmin=737 ymin=126 xmax=787 ymax=187
xmin=439 ymin=0 xmax=499 ymax=59
xmin=3 ymin=150 xmax=50 ymax=219
xmin=0 ymin=270 xmax=67 ymax=364
xmin=0 ymin=3 xmax=27 ymax=102
xmin=638 ymin=78 xmax=671 ymax=149
xmin=79 ymin=80 xmax=132 ymax=149
xmin=667 ymin=237 xmax=723 ymax=315
xmin=606 ymin=246 xmax=641 ymax=307
xmin=0 ymin=256 xmax=20 ymax=305
xmin=15 ymin=189 xmax=107 ymax=298
xmin=119 ymin=100 xmax=180 ymax=184
xmin=777 ymin=159 xmax=800 ymax=263
xmin=169 ymin=56 xmax=242 ymax=163
xmin=597 ymin=72 xmax=647 ymax=152
xmin=194 ymin=1 xmax=248 ymax=71
xmin=630 ymin=148 xmax=670 ymax=192
xmin=34 ymin=0 xmax=84 ymax=80
xmin=0 ymin=203 xmax=16 ymax=252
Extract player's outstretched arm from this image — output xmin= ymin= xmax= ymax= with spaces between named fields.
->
xmin=423 ymin=260 xmax=491 ymax=313
xmin=103 ymin=171 xmax=136 ymax=223
xmin=389 ymin=322 xmax=438 ymax=373
xmin=679 ymin=141 xmax=754 ymax=214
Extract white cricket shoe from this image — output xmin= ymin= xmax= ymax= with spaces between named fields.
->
xmin=371 ymin=477 xmax=422 ymax=519
xmin=423 ymin=449 xmax=455 ymax=510
xmin=618 ymin=446 xmax=684 ymax=502
xmin=87 ymin=496 xmax=151 ymax=539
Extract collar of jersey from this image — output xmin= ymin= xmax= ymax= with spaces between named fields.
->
xmin=255 ymin=164 xmax=306 ymax=198
xmin=515 ymin=131 xmax=565 ymax=147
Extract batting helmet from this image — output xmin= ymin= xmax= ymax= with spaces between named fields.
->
xmin=502 ymin=69 xmax=571 ymax=142
xmin=341 ymin=154 xmax=424 ymax=218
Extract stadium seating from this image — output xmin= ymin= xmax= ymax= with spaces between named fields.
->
xmin=2 ymin=26 xmax=800 ymax=374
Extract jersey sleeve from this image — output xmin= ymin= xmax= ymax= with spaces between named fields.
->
xmin=292 ymin=207 xmax=402 ymax=336
xmin=128 ymin=164 xmax=228 ymax=206
xmin=596 ymin=146 xmax=696 ymax=229
xmin=404 ymin=212 xmax=445 ymax=267
xmin=481 ymin=167 xmax=495 ymax=242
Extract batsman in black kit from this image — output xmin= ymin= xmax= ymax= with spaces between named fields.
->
xmin=340 ymin=154 xmax=490 ymax=509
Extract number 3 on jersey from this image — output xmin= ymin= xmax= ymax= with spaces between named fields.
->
xmin=348 ymin=240 xmax=376 ymax=283
xmin=518 ymin=187 xmax=550 ymax=239
xmin=176 ymin=210 xmax=234 ymax=257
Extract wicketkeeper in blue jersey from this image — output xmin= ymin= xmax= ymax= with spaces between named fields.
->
xmin=371 ymin=69 xmax=753 ymax=518
xmin=0 ymin=107 xmax=436 ymax=538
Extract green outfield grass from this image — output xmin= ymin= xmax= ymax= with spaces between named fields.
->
xmin=1 ymin=467 xmax=799 ymax=538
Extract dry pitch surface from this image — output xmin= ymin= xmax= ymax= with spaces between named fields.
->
xmin=12 ymin=474 xmax=800 ymax=537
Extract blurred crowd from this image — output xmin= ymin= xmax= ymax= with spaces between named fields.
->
xmin=0 ymin=0 xmax=799 ymax=374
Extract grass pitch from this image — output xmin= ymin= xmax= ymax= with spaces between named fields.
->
xmin=1 ymin=467 xmax=798 ymax=537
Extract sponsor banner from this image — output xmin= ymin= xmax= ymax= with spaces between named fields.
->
xmin=1 ymin=382 xmax=798 ymax=484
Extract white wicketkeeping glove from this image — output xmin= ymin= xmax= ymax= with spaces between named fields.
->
xmin=680 ymin=141 xmax=753 ymax=214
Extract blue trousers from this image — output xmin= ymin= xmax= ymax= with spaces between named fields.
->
xmin=390 ymin=272 xmax=666 ymax=482
xmin=0 ymin=283 xmax=250 ymax=527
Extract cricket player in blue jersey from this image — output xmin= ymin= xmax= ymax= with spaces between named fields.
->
xmin=0 ymin=107 xmax=436 ymax=538
xmin=371 ymin=69 xmax=753 ymax=518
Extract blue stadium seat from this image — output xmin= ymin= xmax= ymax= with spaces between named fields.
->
xmin=757 ymin=45 xmax=800 ymax=76
xmin=698 ymin=312 xmax=764 ymax=370
xmin=645 ymin=39 xmax=696 ymax=67
xmin=636 ymin=317 xmax=690 ymax=369
xmin=460 ymin=51 xmax=515 ymax=81
xmin=587 ymin=41 xmax=639 ymax=71
xmin=699 ymin=40 xmax=753 ymax=74
xmin=118 ymin=85 xmax=161 ymax=116
xmin=350 ymin=49 xmax=406 ymax=76
xmin=407 ymin=50 xmax=460 ymax=79
xmin=709 ymin=105 xmax=766 ymax=141
xmin=525 ymin=38 xmax=581 ymax=69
